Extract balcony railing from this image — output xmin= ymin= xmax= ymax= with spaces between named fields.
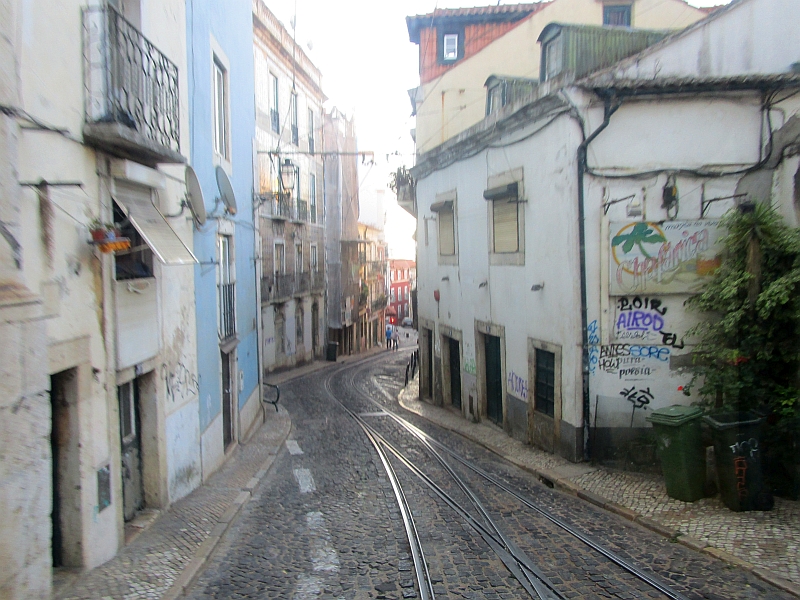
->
xmin=219 ymin=282 xmax=236 ymax=341
xmin=372 ymin=295 xmax=387 ymax=311
xmin=263 ymin=197 xmax=292 ymax=220
xmin=295 ymin=272 xmax=310 ymax=295
xmin=82 ymin=5 xmax=182 ymax=164
xmin=311 ymin=270 xmax=325 ymax=292
xmin=296 ymin=200 xmax=308 ymax=222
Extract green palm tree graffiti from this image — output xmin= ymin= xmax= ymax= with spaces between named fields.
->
xmin=612 ymin=223 xmax=666 ymax=258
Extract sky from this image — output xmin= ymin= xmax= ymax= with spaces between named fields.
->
xmin=264 ymin=0 xmax=728 ymax=259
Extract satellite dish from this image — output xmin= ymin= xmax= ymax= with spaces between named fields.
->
xmin=185 ymin=165 xmax=207 ymax=226
xmin=215 ymin=166 xmax=237 ymax=215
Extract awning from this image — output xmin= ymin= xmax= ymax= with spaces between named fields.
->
xmin=430 ymin=200 xmax=453 ymax=212
xmin=483 ymin=181 xmax=519 ymax=201
xmin=113 ymin=181 xmax=197 ymax=265
xmin=385 ymin=306 xmax=397 ymax=316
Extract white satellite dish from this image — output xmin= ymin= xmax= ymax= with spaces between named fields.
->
xmin=185 ymin=165 xmax=207 ymax=226
xmin=215 ymin=166 xmax=237 ymax=216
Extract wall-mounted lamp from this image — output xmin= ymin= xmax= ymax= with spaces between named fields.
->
xmin=531 ymin=282 xmax=545 ymax=292
xmin=279 ymin=158 xmax=296 ymax=193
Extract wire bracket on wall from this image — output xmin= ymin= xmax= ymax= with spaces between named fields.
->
xmin=602 ymin=194 xmax=636 ymax=215
xmin=700 ymin=189 xmax=748 ymax=218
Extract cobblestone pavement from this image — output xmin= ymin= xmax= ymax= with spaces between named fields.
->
xmin=188 ymin=348 xmax=794 ymax=599
xmin=398 ymin=375 xmax=800 ymax=597
xmin=53 ymin=406 xmax=291 ymax=600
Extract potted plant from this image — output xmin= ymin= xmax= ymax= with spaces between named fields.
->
xmin=88 ymin=218 xmax=120 ymax=242
xmin=685 ymin=201 xmax=800 ymax=501
xmin=389 ymin=166 xmax=416 ymax=205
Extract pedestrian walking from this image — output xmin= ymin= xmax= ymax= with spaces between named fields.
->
xmin=386 ymin=324 xmax=392 ymax=350
xmin=392 ymin=327 xmax=399 ymax=350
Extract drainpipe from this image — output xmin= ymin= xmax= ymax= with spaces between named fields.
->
xmin=576 ymin=95 xmax=620 ymax=461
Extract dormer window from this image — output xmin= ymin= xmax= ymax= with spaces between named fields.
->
xmin=438 ymin=29 xmax=463 ymax=64
xmin=543 ymin=33 xmax=563 ymax=81
xmin=443 ymin=34 xmax=458 ymax=60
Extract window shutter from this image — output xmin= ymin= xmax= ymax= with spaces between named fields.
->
xmin=493 ymin=200 xmax=518 ymax=253
xmin=438 ymin=209 xmax=455 ymax=255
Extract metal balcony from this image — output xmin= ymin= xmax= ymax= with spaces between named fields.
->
xmin=264 ymin=197 xmax=292 ymax=220
xmin=262 ymin=273 xmax=296 ymax=304
xmin=82 ymin=5 xmax=183 ymax=164
xmin=296 ymin=200 xmax=308 ymax=222
xmin=311 ymin=270 xmax=325 ymax=292
xmin=295 ymin=272 xmax=310 ymax=295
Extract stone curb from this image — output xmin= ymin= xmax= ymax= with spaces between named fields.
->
xmin=161 ymin=422 xmax=290 ymax=599
xmin=397 ymin=380 xmax=800 ymax=598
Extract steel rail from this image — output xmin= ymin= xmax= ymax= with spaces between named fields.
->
xmin=355 ymin=355 xmax=691 ymax=600
xmin=345 ymin=363 xmax=562 ymax=599
xmin=322 ymin=370 xmax=436 ymax=600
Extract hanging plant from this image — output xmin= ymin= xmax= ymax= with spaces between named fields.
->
xmin=389 ymin=166 xmax=415 ymax=193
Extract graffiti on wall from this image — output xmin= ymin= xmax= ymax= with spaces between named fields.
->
xmin=598 ymin=343 xmax=670 ymax=379
xmin=507 ymin=371 xmax=528 ymax=400
xmin=610 ymin=220 xmax=722 ymax=295
xmin=162 ymin=362 xmax=199 ymax=403
xmin=620 ymin=385 xmax=654 ymax=426
xmin=588 ymin=320 xmax=600 ymax=375
xmin=614 ymin=296 xmax=685 ymax=348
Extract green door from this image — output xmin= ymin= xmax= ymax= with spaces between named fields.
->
xmin=485 ymin=334 xmax=502 ymax=424
xmin=448 ymin=337 xmax=462 ymax=409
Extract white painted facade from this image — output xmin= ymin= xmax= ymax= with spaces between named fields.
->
xmin=412 ymin=0 xmax=800 ymax=463
xmin=1 ymin=0 xmax=198 ymax=596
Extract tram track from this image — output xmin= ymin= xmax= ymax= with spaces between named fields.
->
xmin=323 ymin=349 xmax=691 ymax=600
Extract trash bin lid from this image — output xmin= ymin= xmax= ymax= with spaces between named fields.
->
xmin=646 ymin=404 xmax=703 ymax=426
xmin=703 ymin=411 xmax=765 ymax=430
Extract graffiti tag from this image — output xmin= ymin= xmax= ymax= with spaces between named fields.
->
xmin=507 ymin=371 xmax=528 ymax=400
xmin=161 ymin=362 xmax=199 ymax=403
xmin=620 ymin=385 xmax=654 ymax=426
xmin=588 ymin=320 xmax=600 ymax=375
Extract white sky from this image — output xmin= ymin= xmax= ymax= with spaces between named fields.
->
xmin=265 ymin=0 xmax=729 ymax=260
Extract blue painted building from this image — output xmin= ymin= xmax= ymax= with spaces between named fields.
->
xmin=186 ymin=0 xmax=261 ymax=477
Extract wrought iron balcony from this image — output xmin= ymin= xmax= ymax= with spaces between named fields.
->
xmin=82 ymin=5 xmax=183 ymax=164
xmin=262 ymin=273 xmax=296 ymax=304
xmin=219 ymin=282 xmax=236 ymax=341
xmin=311 ymin=270 xmax=325 ymax=292
xmin=263 ymin=197 xmax=292 ymax=220
xmin=295 ymin=272 xmax=310 ymax=295
xmin=296 ymin=200 xmax=308 ymax=222
xmin=372 ymin=295 xmax=387 ymax=311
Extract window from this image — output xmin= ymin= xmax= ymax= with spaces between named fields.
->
xmin=493 ymin=201 xmax=519 ymax=253
xmin=274 ymin=242 xmax=285 ymax=275
xmin=291 ymin=92 xmax=299 ymax=145
xmin=308 ymin=108 xmax=315 ymax=154
xmin=118 ymin=381 xmax=137 ymax=443
xmin=544 ymin=34 xmax=563 ymax=81
xmin=296 ymin=306 xmax=304 ymax=342
xmin=295 ymin=242 xmax=303 ymax=274
xmin=534 ymin=348 xmax=556 ymax=417
xmin=218 ymin=235 xmax=235 ymax=340
xmin=391 ymin=289 xmax=396 ymax=303
xmin=213 ymin=59 xmax=229 ymax=159
xmin=486 ymin=82 xmax=506 ymax=116
xmin=438 ymin=208 xmax=455 ymax=255
xmin=113 ymin=200 xmax=153 ymax=280
xmin=604 ymin=4 xmax=631 ymax=26
xmin=310 ymin=173 xmax=317 ymax=223
xmin=485 ymin=171 xmax=524 ymax=264
xmin=443 ymin=34 xmax=458 ymax=61
xmin=405 ymin=285 xmax=409 ymax=300
xmin=270 ymin=73 xmax=279 ymax=133
xmin=310 ymin=244 xmax=318 ymax=271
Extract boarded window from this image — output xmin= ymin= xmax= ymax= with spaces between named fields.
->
xmin=438 ymin=209 xmax=455 ymax=255
xmin=493 ymin=200 xmax=518 ymax=253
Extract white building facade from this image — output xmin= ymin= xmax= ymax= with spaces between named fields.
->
xmin=412 ymin=0 xmax=800 ymax=464
xmin=1 ymin=0 xmax=199 ymax=596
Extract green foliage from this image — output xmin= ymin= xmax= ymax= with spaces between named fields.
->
xmin=388 ymin=166 xmax=415 ymax=193
xmin=685 ymin=202 xmax=800 ymax=421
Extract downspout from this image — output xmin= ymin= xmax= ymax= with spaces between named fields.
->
xmin=577 ymin=95 xmax=619 ymax=461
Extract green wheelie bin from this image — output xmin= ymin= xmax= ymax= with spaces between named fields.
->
xmin=704 ymin=412 xmax=772 ymax=512
xmin=647 ymin=405 xmax=705 ymax=502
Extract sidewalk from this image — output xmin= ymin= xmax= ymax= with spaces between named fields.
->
xmin=398 ymin=374 xmax=800 ymax=598
xmin=53 ymin=406 xmax=292 ymax=600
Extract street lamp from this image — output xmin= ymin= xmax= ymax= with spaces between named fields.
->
xmin=279 ymin=158 xmax=296 ymax=196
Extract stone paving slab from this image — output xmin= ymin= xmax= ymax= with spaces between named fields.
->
xmin=398 ymin=374 xmax=800 ymax=597
xmin=54 ymin=406 xmax=291 ymax=600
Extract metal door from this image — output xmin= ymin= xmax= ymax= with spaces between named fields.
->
xmin=485 ymin=334 xmax=503 ymax=424
xmin=312 ymin=303 xmax=319 ymax=353
xmin=119 ymin=381 xmax=144 ymax=522
xmin=222 ymin=351 xmax=234 ymax=449
xmin=448 ymin=337 xmax=462 ymax=409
